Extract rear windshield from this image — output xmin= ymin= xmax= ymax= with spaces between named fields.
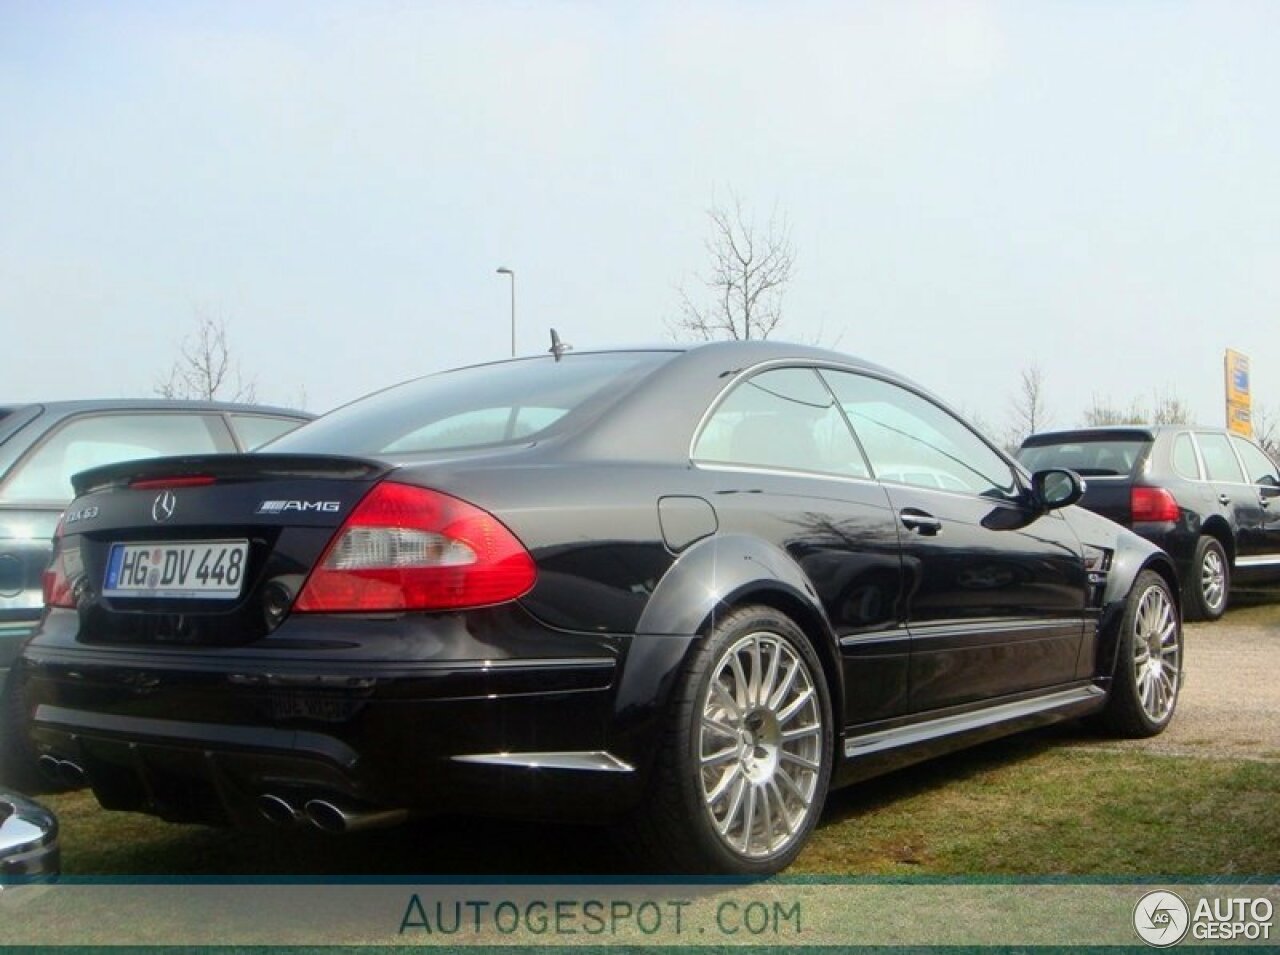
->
xmin=1017 ymin=438 xmax=1148 ymax=477
xmin=268 ymin=352 xmax=674 ymax=456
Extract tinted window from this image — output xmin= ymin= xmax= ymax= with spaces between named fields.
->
xmin=823 ymin=370 xmax=1017 ymax=499
xmin=1171 ymin=433 xmax=1200 ymax=480
xmin=1019 ymin=438 xmax=1147 ymax=477
xmin=1196 ymin=433 xmax=1245 ymax=483
xmin=230 ymin=414 xmax=306 ymax=450
xmin=1231 ymin=436 xmax=1279 ymax=485
xmin=270 ymin=352 xmax=672 ymax=455
xmin=0 ymin=414 xmax=231 ymax=504
xmin=693 ymin=368 xmax=869 ymax=478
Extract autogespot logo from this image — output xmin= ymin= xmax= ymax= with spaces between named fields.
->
xmin=1134 ymin=890 xmax=1191 ymax=947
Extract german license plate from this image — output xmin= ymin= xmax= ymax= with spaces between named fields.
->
xmin=103 ymin=540 xmax=249 ymax=599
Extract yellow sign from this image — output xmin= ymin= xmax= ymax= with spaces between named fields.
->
xmin=1225 ymin=349 xmax=1251 ymax=436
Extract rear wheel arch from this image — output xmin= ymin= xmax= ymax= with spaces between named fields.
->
xmin=1200 ymin=516 xmax=1236 ymax=566
xmin=705 ymin=585 xmax=845 ymax=746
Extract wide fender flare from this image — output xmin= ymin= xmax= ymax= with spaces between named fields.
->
xmin=1096 ymin=534 xmax=1181 ymax=681
xmin=633 ymin=532 xmax=844 ymax=706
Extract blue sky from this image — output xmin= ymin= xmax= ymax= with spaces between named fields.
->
xmin=2 ymin=1 xmax=1277 ymax=435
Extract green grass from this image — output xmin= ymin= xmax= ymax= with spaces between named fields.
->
xmin=42 ymin=730 xmax=1280 ymax=877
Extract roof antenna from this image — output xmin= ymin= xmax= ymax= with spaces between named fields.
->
xmin=548 ymin=328 xmax=572 ymax=362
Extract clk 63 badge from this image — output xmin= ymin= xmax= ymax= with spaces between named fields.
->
xmin=64 ymin=505 xmax=100 ymax=525
xmin=256 ymin=500 xmax=342 ymax=514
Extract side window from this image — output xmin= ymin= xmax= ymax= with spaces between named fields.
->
xmin=1195 ymin=433 xmax=1245 ymax=483
xmin=0 ymin=414 xmax=232 ymax=504
xmin=231 ymin=414 xmax=306 ymax=450
xmin=1230 ymin=436 xmax=1279 ymax=486
xmin=822 ymin=370 xmax=1017 ymax=499
xmin=693 ymin=368 xmax=869 ymax=478
xmin=1171 ymin=433 xmax=1201 ymax=480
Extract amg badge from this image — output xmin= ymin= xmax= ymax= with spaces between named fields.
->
xmin=256 ymin=500 xmax=342 ymax=515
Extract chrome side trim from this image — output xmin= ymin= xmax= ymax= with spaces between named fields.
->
xmin=1234 ymin=555 xmax=1280 ymax=568
xmin=451 ymin=750 xmax=635 ymax=773
xmin=844 ymin=685 xmax=1105 ymax=758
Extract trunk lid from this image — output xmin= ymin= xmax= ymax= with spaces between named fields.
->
xmin=59 ymin=454 xmax=391 ymax=646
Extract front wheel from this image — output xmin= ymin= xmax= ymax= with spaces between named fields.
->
xmin=1098 ymin=570 xmax=1183 ymax=738
xmin=621 ymin=606 xmax=834 ymax=874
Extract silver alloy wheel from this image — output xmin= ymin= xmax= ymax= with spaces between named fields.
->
xmin=1132 ymin=583 xmax=1181 ymax=723
xmin=1200 ymin=547 xmax=1226 ymax=612
xmin=698 ymin=631 xmax=824 ymax=859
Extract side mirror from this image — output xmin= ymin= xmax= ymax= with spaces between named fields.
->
xmin=1032 ymin=468 xmax=1085 ymax=511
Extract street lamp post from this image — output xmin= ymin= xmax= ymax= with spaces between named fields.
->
xmin=496 ymin=267 xmax=515 ymax=357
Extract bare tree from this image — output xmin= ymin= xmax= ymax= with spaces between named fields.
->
xmin=156 ymin=310 xmax=257 ymax=403
xmin=1149 ymin=389 xmax=1194 ymax=425
xmin=1006 ymin=365 xmax=1051 ymax=448
xmin=673 ymin=193 xmax=796 ymax=341
xmin=1253 ymin=404 xmax=1280 ymax=462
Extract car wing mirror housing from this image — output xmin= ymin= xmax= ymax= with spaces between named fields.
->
xmin=1032 ymin=468 xmax=1085 ymax=511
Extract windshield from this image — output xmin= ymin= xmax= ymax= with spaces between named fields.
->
xmin=268 ymin=351 xmax=675 ymax=456
xmin=1018 ymin=437 xmax=1148 ymax=477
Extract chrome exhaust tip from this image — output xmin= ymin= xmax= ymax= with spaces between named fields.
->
xmin=57 ymin=760 xmax=87 ymax=787
xmin=257 ymin=794 xmax=302 ymax=827
xmin=303 ymin=799 xmax=407 ymax=834
xmin=36 ymin=755 xmax=62 ymax=781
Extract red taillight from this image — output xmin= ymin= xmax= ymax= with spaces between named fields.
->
xmin=1132 ymin=486 xmax=1180 ymax=523
xmin=130 ymin=475 xmax=216 ymax=490
xmin=42 ymin=515 xmax=81 ymax=608
xmin=294 ymin=482 xmax=537 ymax=613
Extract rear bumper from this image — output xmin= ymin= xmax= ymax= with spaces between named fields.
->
xmin=20 ymin=606 xmax=696 ymax=828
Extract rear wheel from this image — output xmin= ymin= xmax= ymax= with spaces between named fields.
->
xmin=0 ymin=667 xmax=58 ymax=794
xmin=1098 ymin=570 xmax=1182 ymax=738
xmin=1185 ymin=535 xmax=1229 ymax=621
xmin=621 ymin=606 xmax=833 ymax=874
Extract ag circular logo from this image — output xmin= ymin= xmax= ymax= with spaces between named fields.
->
xmin=1134 ymin=890 xmax=1190 ymax=947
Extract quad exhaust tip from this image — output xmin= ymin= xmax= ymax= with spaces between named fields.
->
xmin=38 ymin=754 xmax=87 ymax=787
xmin=303 ymin=799 xmax=407 ymax=834
xmin=256 ymin=793 xmax=303 ymax=827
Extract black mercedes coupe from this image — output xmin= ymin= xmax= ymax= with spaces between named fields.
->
xmin=17 ymin=342 xmax=1182 ymax=873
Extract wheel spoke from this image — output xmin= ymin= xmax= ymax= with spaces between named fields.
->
xmin=729 ymin=654 xmax=750 ymax=710
xmin=718 ymin=775 xmax=747 ymax=836
xmin=767 ymin=779 xmax=793 ymax=836
xmin=768 ymin=659 xmax=800 ymax=711
xmin=760 ymin=641 xmax=782 ymax=708
xmin=747 ymin=637 xmax=763 ymax=705
xmin=781 ymin=750 xmax=820 ymax=772
xmin=758 ymin=782 xmax=774 ymax=850
xmin=706 ymin=766 xmax=740 ymax=803
xmin=740 ymin=783 xmax=757 ymax=853
xmin=702 ymin=746 xmax=739 ymax=768
xmin=778 ymin=686 xmax=815 ymax=725
xmin=702 ymin=714 xmax=737 ymax=739
xmin=775 ymin=763 xmax=809 ymax=804
xmin=712 ymin=679 xmax=742 ymax=719
xmin=782 ymin=724 xmax=821 ymax=743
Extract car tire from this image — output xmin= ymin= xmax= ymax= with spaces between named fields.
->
xmin=0 ymin=667 xmax=59 ymax=794
xmin=1184 ymin=536 xmax=1229 ymax=622
xmin=1097 ymin=570 xmax=1182 ymax=739
xmin=618 ymin=605 xmax=834 ymax=875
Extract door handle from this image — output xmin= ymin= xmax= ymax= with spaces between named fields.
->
xmin=1261 ymin=497 xmax=1271 ymax=509
xmin=900 ymin=509 xmax=942 ymax=536
xmin=1218 ymin=494 xmax=1231 ymax=506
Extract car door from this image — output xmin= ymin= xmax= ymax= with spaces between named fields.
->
xmin=1228 ymin=435 xmax=1280 ymax=574
xmin=692 ymin=366 xmax=910 ymax=725
xmin=819 ymin=369 xmax=1088 ymax=713
xmin=1192 ymin=430 xmax=1260 ymax=559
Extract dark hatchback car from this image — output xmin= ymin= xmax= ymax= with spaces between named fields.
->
xmin=0 ymin=401 xmax=311 ymax=786
xmin=19 ymin=344 xmax=1181 ymax=873
xmin=1019 ymin=426 xmax=1280 ymax=621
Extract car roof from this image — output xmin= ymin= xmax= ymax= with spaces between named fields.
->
xmin=0 ymin=399 xmax=310 ymax=418
xmin=1022 ymin=424 xmax=1231 ymax=447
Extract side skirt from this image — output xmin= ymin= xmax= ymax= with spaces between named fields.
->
xmin=832 ymin=683 xmax=1106 ymax=788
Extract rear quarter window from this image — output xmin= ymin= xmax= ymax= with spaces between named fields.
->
xmin=1171 ymin=433 xmax=1200 ymax=480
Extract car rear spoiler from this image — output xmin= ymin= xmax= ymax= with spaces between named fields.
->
xmin=72 ymin=454 xmax=394 ymax=496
